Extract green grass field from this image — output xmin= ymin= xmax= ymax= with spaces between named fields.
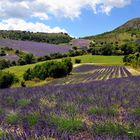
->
xmin=72 ymin=55 xmax=123 ymax=65
xmin=4 ymin=55 xmax=123 ymax=81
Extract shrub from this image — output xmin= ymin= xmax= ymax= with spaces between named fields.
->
xmin=23 ymin=68 xmax=33 ymax=81
xmin=0 ymin=71 xmax=17 ymax=88
xmin=0 ymin=50 xmax=6 ymax=56
xmin=48 ymin=62 xmax=68 ymax=78
xmin=18 ymin=53 xmax=36 ymax=65
xmin=17 ymin=58 xmax=26 ymax=65
xmin=75 ymin=58 xmax=81 ymax=64
xmin=121 ymin=44 xmax=133 ymax=55
xmin=32 ymin=64 xmax=49 ymax=80
xmin=0 ymin=59 xmax=11 ymax=70
xmin=21 ymin=81 xmax=26 ymax=87
xmin=23 ymin=53 xmax=36 ymax=64
xmin=123 ymin=53 xmax=140 ymax=68
xmin=23 ymin=59 xmax=73 ymax=81
xmin=62 ymin=58 xmax=73 ymax=74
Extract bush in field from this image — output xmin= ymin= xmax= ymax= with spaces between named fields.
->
xmin=48 ymin=62 xmax=68 ymax=78
xmin=0 ymin=71 xmax=17 ymax=88
xmin=123 ymin=52 xmax=140 ymax=68
xmin=23 ymin=58 xmax=73 ymax=81
xmin=24 ymin=53 xmax=36 ymax=64
xmin=0 ymin=50 xmax=6 ymax=56
xmin=18 ymin=53 xmax=36 ymax=65
xmin=0 ymin=59 xmax=11 ymax=70
xmin=23 ymin=68 xmax=33 ymax=81
xmin=17 ymin=58 xmax=26 ymax=65
xmin=21 ymin=81 xmax=26 ymax=87
xmin=62 ymin=58 xmax=73 ymax=74
xmin=75 ymin=58 xmax=81 ymax=64
xmin=32 ymin=64 xmax=49 ymax=80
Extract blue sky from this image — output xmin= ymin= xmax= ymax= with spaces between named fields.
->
xmin=0 ymin=0 xmax=140 ymax=38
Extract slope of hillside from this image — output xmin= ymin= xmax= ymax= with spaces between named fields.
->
xmin=116 ymin=18 xmax=140 ymax=30
xmin=0 ymin=30 xmax=72 ymax=44
xmin=84 ymin=18 xmax=140 ymax=45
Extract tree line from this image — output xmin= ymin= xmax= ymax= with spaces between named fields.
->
xmin=88 ymin=41 xmax=140 ymax=56
xmin=0 ymin=30 xmax=72 ymax=44
xmin=123 ymin=52 xmax=140 ymax=68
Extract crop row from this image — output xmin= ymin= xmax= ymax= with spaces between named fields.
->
xmin=51 ymin=65 xmax=132 ymax=85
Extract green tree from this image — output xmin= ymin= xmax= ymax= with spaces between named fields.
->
xmin=0 ymin=71 xmax=17 ymax=88
xmin=23 ymin=53 xmax=35 ymax=64
xmin=0 ymin=50 xmax=6 ymax=56
xmin=121 ymin=44 xmax=133 ymax=55
xmin=0 ymin=59 xmax=11 ymax=70
xmin=62 ymin=58 xmax=73 ymax=74
xmin=48 ymin=62 xmax=68 ymax=78
xmin=101 ymin=45 xmax=113 ymax=55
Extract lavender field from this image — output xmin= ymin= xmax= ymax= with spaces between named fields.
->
xmin=0 ymin=76 xmax=140 ymax=139
xmin=0 ymin=40 xmax=72 ymax=56
xmin=50 ymin=65 xmax=132 ymax=85
xmin=70 ymin=39 xmax=91 ymax=48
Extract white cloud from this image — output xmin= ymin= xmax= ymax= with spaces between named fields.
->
xmin=0 ymin=0 xmax=132 ymax=20
xmin=0 ymin=0 xmax=131 ymax=33
xmin=0 ymin=19 xmax=67 ymax=33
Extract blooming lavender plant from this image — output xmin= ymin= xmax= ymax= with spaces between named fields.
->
xmin=0 ymin=75 xmax=140 ymax=139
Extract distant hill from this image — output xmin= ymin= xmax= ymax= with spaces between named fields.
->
xmin=0 ymin=30 xmax=72 ymax=45
xmin=84 ymin=18 xmax=140 ymax=45
xmin=116 ymin=18 xmax=140 ymax=30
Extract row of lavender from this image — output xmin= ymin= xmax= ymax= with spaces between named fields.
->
xmin=0 ymin=39 xmax=72 ymax=56
xmin=51 ymin=65 xmax=132 ymax=85
xmin=0 ymin=76 xmax=140 ymax=139
xmin=73 ymin=64 xmax=132 ymax=76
